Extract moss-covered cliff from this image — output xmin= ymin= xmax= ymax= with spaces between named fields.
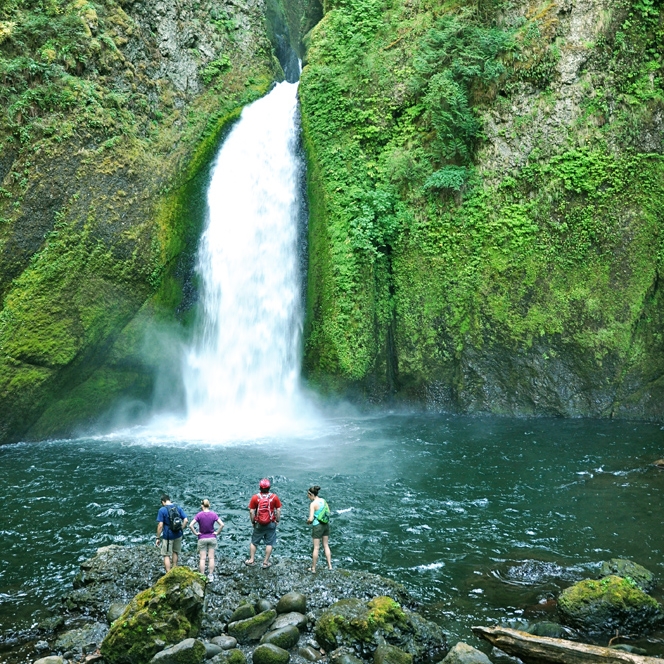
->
xmin=299 ymin=0 xmax=664 ymax=418
xmin=0 ymin=0 xmax=282 ymax=443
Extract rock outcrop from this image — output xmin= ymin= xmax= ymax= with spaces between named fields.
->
xmin=299 ymin=0 xmax=664 ymax=419
xmin=558 ymin=575 xmax=662 ymax=634
xmin=100 ymin=567 xmax=206 ymax=664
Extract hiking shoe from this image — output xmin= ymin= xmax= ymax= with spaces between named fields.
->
xmin=207 ymin=574 xmax=214 ymax=582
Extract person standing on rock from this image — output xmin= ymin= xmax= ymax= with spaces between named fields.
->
xmin=307 ymin=485 xmax=332 ymax=573
xmin=189 ymin=498 xmax=224 ymax=582
xmin=156 ymin=495 xmax=188 ymax=573
xmin=245 ymin=478 xmax=282 ymax=569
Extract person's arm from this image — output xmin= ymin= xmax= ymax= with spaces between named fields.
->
xmin=275 ymin=507 xmax=281 ymax=524
xmin=249 ymin=496 xmax=257 ymax=525
xmin=189 ymin=517 xmax=199 ymax=537
xmin=156 ymin=520 xmax=163 ymax=544
xmin=180 ymin=507 xmax=188 ymax=533
xmin=215 ymin=518 xmax=224 ymax=536
xmin=307 ymin=501 xmax=315 ymax=524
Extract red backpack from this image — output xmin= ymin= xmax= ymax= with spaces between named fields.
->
xmin=255 ymin=493 xmax=276 ymax=525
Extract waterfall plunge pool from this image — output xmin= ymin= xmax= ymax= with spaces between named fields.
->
xmin=2 ymin=412 xmax=664 ymax=649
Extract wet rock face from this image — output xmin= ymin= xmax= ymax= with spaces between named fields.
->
xmin=252 ymin=643 xmax=291 ymax=664
xmin=150 ymin=638 xmax=207 ymax=664
xmin=599 ymin=559 xmax=656 ymax=593
xmin=276 ymin=592 xmax=307 ymax=615
xmin=440 ymin=644 xmax=490 ymax=664
xmin=315 ymin=597 xmax=447 ymax=663
xmin=228 ymin=610 xmax=277 ymax=644
xmin=558 ymin=575 xmax=663 ymax=635
xmin=260 ymin=625 xmax=300 ymax=650
xmin=100 ymin=566 xmax=206 ymax=664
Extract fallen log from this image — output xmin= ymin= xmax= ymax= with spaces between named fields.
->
xmin=471 ymin=626 xmax=662 ymax=664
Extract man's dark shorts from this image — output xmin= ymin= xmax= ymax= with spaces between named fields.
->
xmin=251 ymin=522 xmax=277 ymax=546
xmin=312 ymin=522 xmax=330 ymax=539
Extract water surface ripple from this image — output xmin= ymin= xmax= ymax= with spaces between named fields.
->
xmin=2 ymin=413 xmax=664 ymax=643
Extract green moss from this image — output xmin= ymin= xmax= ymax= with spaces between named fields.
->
xmin=300 ymin=0 xmax=664 ymax=413
xmin=558 ymin=575 xmax=662 ymax=633
xmin=315 ymin=597 xmax=407 ymax=652
xmin=0 ymin=0 xmax=277 ymax=442
xmin=101 ymin=567 xmax=206 ymax=664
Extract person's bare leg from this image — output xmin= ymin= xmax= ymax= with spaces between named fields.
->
xmin=246 ymin=542 xmax=257 ymax=564
xmin=263 ymin=545 xmax=273 ymax=566
xmin=163 ymin=556 xmax=171 ymax=572
xmin=322 ymin=535 xmax=332 ymax=569
xmin=172 ymin=551 xmax=179 ymax=567
xmin=311 ymin=538 xmax=320 ymax=572
xmin=209 ymin=550 xmax=215 ymax=575
xmin=199 ymin=550 xmax=206 ymax=574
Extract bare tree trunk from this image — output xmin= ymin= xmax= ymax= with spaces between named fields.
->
xmin=471 ymin=626 xmax=659 ymax=664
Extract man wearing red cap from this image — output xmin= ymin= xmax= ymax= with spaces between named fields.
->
xmin=245 ymin=478 xmax=282 ymax=568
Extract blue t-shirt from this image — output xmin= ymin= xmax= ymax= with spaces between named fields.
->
xmin=157 ymin=504 xmax=187 ymax=540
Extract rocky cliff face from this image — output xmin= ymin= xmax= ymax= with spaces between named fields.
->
xmin=0 ymin=0 xmax=280 ymax=443
xmin=299 ymin=0 xmax=664 ymax=419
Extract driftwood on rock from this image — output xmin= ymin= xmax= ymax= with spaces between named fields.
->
xmin=471 ymin=626 xmax=662 ymax=664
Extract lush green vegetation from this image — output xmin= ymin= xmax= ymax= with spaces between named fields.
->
xmin=0 ymin=0 xmax=276 ymax=442
xmin=300 ymin=0 xmax=664 ymax=414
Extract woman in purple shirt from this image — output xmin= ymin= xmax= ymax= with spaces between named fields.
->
xmin=189 ymin=499 xmax=224 ymax=581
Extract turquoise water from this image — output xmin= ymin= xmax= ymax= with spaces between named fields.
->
xmin=2 ymin=412 xmax=664 ymax=646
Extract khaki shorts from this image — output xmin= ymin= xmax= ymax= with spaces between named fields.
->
xmin=312 ymin=522 xmax=330 ymax=539
xmin=160 ymin=537 xmax=182 ymax=556
xmin=197 ymin=537 xmax=218 ymax=553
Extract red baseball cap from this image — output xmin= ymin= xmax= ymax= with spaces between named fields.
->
xmin=259 ymin=478 xmax=271 ymax=489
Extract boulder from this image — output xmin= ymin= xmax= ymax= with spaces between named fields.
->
xmin=329 ymin=648 xmax=364 ymax=664
xmin=34 ymin=658 xmax=65 ymax=664
xmin=558 ymin=576 xmax=662 ymax=634
xmin=230 ymin=604 xmax=256 ymax=623
xmin=55 ymin=622 xmax=108 ymax=654
xmin=150 ymin=638 xmax=207 ymax=664
xmin=276 ymin=593 xmax=306 ymax=615
xmin=299 ymin=646 xmax=322 ymax=661
xmin=315 ymin=597 xmax=447 ymax=662
xmin=108 ymin=602 xmax=128 ymax=624
xmin=210 ymin=651 xmax=247 ymax=664
xmin=374 ymin=645 xmax=413 ymax=664
xmin=441 ymin=643 xmax=491 ymax=664
xmin=211 ymin=636 xmax=238 ymax=650
xmin=228 ymin=610 xmax=277 ymax=644
xmin=525 ymin=622 xmax=568 ymax=639
xmin=273 ymin=613 xmax=307 ymax=631
xmin=490 ymin=647 xmax=522 ymax=664
xmin=599 ymin=560 xmax=656 ymax=593
xmin=101 ymin=567 xmax=206 ymax=664
xmin=205 ymin=642 xmax=224 ymax=658
xmin=252 ymin=643 xmax=290 ymax=664
xmin=256 ymin=600 xmax=273 ymax=614
xmin=260 ymin=625 xmax=300 ymax=650
xmin=34 ymin=640 xmax=49 ymax=652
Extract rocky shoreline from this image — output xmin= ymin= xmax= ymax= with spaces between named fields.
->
xmin=5 ymin=547 xmax=664 ymax=664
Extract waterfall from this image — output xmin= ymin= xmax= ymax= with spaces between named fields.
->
xmin=178 ymin=81 xmax=314 ymax=441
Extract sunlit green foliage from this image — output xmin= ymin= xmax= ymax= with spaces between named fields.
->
xmin=300 ymin=0 xmax=664 ymax=401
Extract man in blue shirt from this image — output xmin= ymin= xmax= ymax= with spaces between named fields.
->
xmin=156 ymin=494 xmax=188 ymax=572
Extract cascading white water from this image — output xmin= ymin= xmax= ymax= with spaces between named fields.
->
xmin=180 ymin=81 xmax=314 ymax=440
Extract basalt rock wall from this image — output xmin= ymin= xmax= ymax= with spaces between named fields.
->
xmin=299 ymin=0 xmax=664 ymax=419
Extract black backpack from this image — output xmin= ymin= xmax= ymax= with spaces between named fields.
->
xmin=167 ymin=504 xmax=183 ymax=533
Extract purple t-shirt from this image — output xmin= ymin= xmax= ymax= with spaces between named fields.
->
xmin=194 ymin=511 xmax=219 ymax=539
